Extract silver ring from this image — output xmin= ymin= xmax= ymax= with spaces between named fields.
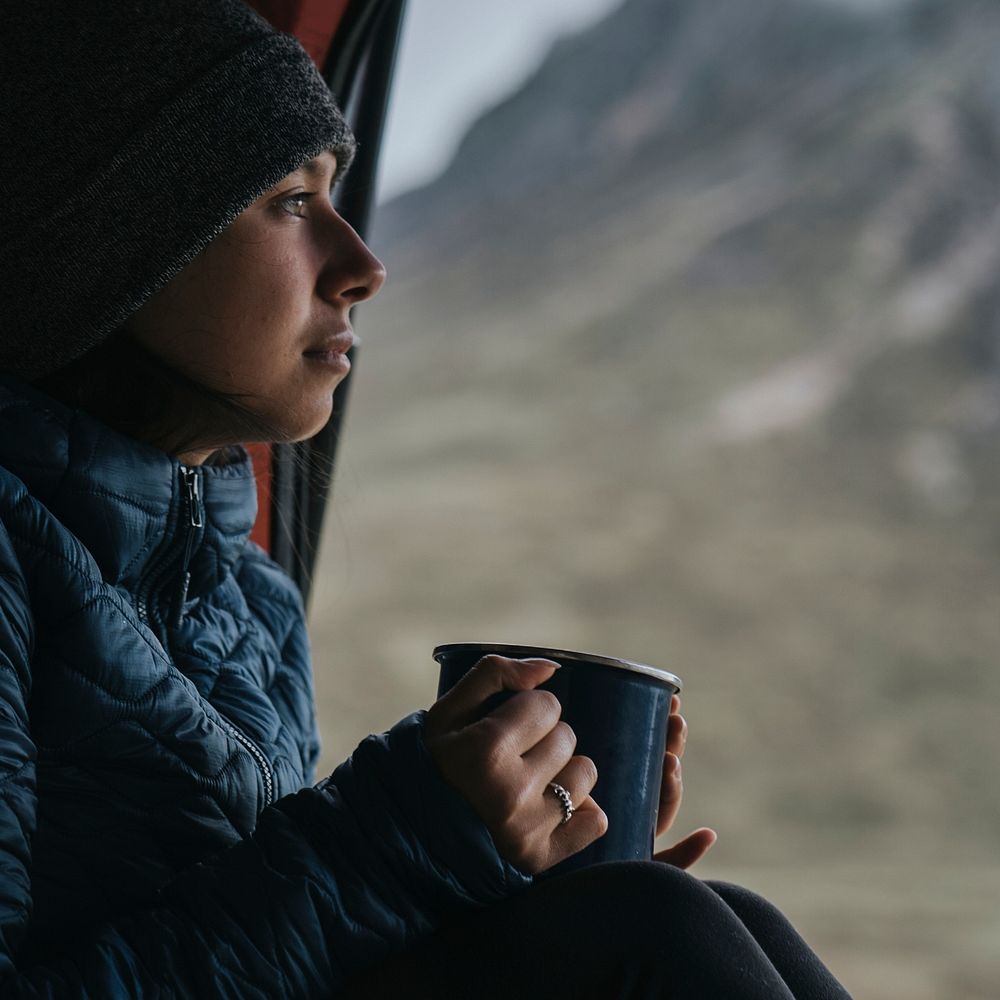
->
xmin=548 ymin=781 xmax=574 ymax=825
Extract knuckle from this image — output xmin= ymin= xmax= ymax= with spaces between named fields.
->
xmin=573 ymin=801 xmax=608 ymax=844
xmin=495 ymin=786 xmax=524 ymax=822
xmin=555 ymin=721 xmax=577 ymax=752
xmin=507 ymin=780 xmax=534 ymax=817
xmin=475 ymin=654 xmax=508 ymax=674
xmin=473 ymin=714 xmax=505 ymax=749
xmin=504 ymin=691 xmax=541 ymax=727
xmin=473 ymin=720 xmax=512 ymax=771
xmin=481 ymin=742 xmax=511 ymax=782
xmin=495 ymin=790 xmax=535 ymax=840
xmin=535 ymin=689 xmax=561 ymax=719
xmin=593 ymin=806 xmax=610 ymax=838
xmin=511 ymin=847 xmax=544 ymax=876
xmin=575 ymin=754 xmax=598 ymax=787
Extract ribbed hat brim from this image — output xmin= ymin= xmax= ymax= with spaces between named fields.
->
xmin=2 ymin=32 xmax=354 ymax=379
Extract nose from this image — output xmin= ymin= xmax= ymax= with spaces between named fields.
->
xmin=316 ymin=213 xmax=387 ymax=308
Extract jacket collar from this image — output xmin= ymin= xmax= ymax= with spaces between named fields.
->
xmin=0 ymin=376 xmax=258 ymax=602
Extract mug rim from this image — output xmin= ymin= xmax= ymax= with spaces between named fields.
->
xmin=432 ymin=642 xmax=682 ymax=691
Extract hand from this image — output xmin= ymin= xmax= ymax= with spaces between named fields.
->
xmin=424 ymin=656 xmax=609 ymax=875
xmin=652 ymin=694 xmax=717 ymax=869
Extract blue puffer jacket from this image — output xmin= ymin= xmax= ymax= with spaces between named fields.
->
xmin=0 ymin=377 xmax=530 ymax=997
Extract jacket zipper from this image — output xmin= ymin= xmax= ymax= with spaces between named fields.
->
xmin=134 ymin=467 xmax=274 ymax=809
xmin=136 ymin=466 xmax=203 ymax=628
xmin=135 ymin=522 xmax=178 ymax=628
xmin=220 ymin=716 xmax=275 ymax=808
xmin=173 ymin=465 xmax=204 ymax=628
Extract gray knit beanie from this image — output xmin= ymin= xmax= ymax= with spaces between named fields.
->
xmin=0 ymin=0 xmax=355 ymax=379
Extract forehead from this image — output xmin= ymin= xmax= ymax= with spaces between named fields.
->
xmin=288 ymin=151 xmax=339 ymax=181
xmin=261 ymin=152 xmax=340 ymax=197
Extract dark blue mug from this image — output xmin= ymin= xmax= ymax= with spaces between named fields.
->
xmin=433 ymin=642 xmax=682 ymax=876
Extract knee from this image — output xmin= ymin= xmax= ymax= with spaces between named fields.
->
xmin=557 ymin=863 xmax=765 ymax=971
xmin=567 ymin=861 xmax=718 ymax=930
xmin=705 ymin=880 xmax=791 ymax=929
xmin=706 ymin=880 xmax=778 ymax=911
xmin=591 ymin=859 xmax=702 ymax=896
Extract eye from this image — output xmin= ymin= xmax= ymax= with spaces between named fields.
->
xmin=280 ymin=192 xmax=313 ymax=218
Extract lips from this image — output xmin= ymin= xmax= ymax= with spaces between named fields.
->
xmin=302 ymin=329 xmax=356 ymax=376
xmin=303 ymin=329 xmax=357 ymax=357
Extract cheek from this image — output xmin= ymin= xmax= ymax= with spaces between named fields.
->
xmin=130 ymin=229 xmax=318 ymax=393
xmin=224 ymin=250 xmax=313 ymax=346
xmin=186 ymin=261 xmax=304 ymax=378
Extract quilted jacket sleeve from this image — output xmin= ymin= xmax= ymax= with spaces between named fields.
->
xmin=0 ymin=519 xmax=531 ymax=998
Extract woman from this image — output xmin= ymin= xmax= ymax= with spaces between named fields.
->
xmin=0 ymin=1 xmax=851 ymax=996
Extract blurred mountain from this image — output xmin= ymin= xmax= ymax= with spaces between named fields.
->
xmin=376 ymin=0 xmax=882 ymax=252
xmin=376 ymin=0 xmax=1000 ymax=282
xmin=316 ymin=0 xmax=1000 ymax=882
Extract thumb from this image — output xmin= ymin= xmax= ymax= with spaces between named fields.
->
xmin=653 ymin=828 xmax=717 ymax=870
xmin=428 ymin=656 xmax=559 ymax=735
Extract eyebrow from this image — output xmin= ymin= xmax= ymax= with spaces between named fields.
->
xmin=268 ymin=151 xmax=350 ymax=195
xmin=298 ymin=157 xmax=330 ymax=178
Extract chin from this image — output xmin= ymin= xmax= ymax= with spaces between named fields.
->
xmin=284 ymin=400 xmax=337 ymax=443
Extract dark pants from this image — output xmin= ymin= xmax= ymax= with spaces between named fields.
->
xmin=344 ymin=862 xmax=852 ymax=999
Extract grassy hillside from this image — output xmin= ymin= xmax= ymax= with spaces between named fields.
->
xmin=308 ymin=0 xmax=1000 ymax=993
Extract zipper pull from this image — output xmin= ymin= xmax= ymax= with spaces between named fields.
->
xmin=184 ymin=466 xmax=204 ymax=529
xmin=174 ymin=466 xmax=204 ymax=628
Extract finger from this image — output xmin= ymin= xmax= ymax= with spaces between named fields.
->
xmin=476 ymin=689 xmax=564 ymax=757
xmin=653 ymin=828 xmax=717 ymax=869
xmin=666 ymin=712 xmax=687 ymax=758
xmin=520 ymin=719 xmax=576 ymax=775
xmin=544 ymin=754 xmax=598 ymax=828
xmin=548 ymin=795 xmax=609 ymax=867
xmin=428 ymin=656 xmax=559 ymax=734
xmin=670 ymin=694 xmax=680 ymax=714
xmin=656 ymin=752 xmax=682 ymax=837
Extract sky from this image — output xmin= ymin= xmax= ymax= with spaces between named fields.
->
xmin=376 ymin=0 xmax=623 ymax=201
xmin=374 ymin=0 xmax=913 ymax=202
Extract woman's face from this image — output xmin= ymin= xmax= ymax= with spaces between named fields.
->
xmin=125 ymin=150 xmax=385 ymax=463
